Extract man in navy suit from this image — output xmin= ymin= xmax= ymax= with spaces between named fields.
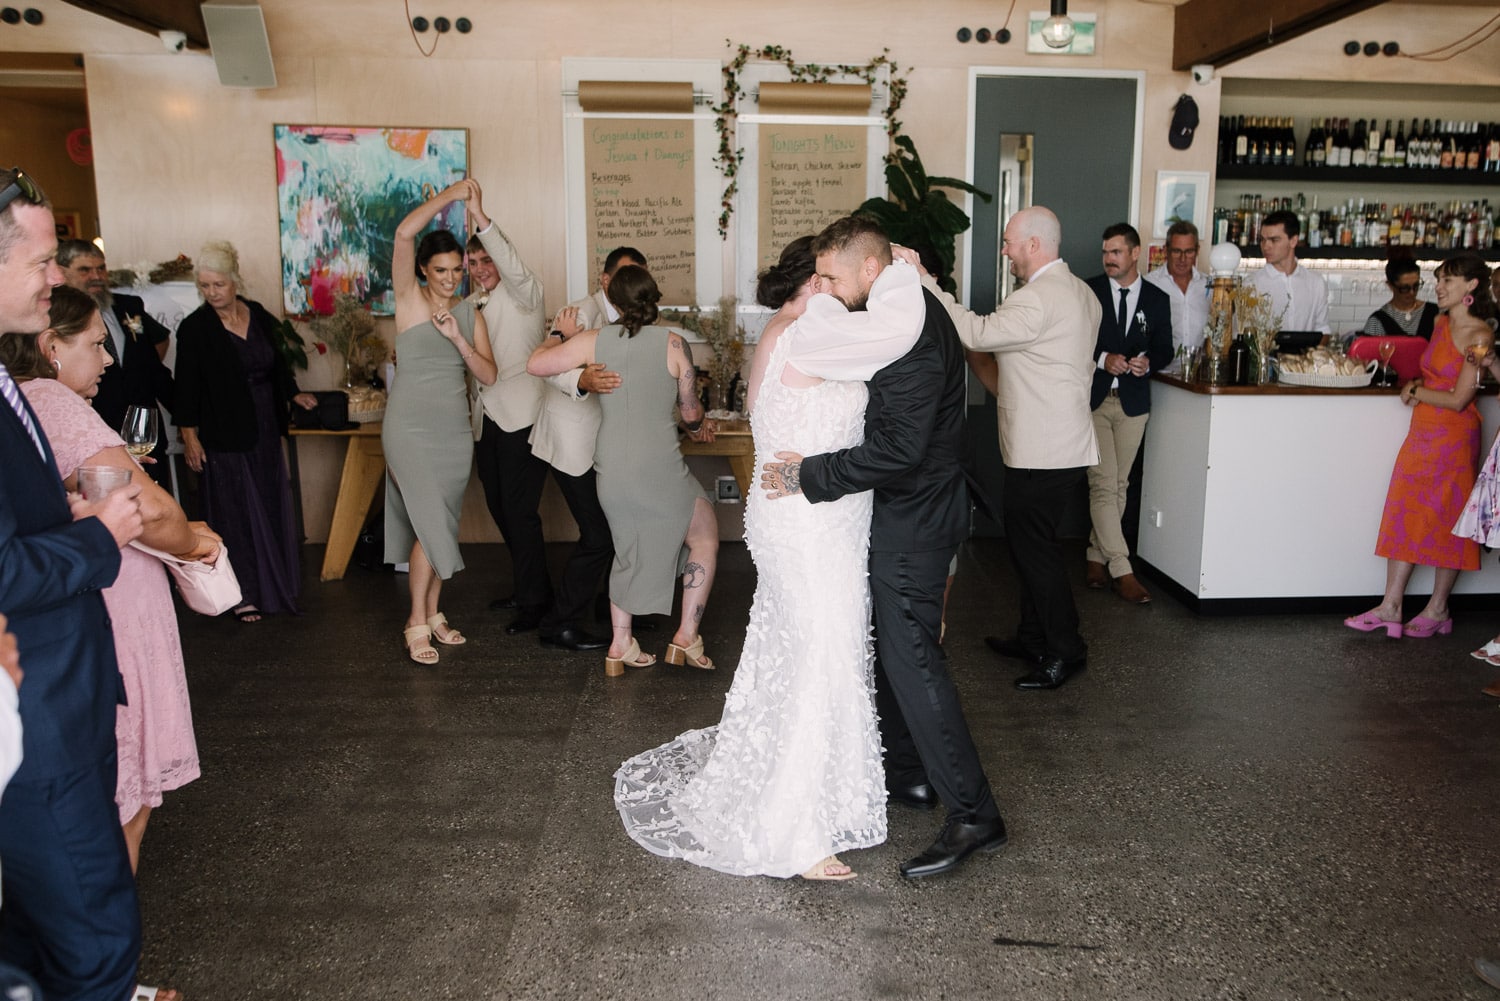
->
xmin=1084 ymin=223 xmax=1173 ymax=604
xmin=0 ymin=168 xmax=146 ymax=1001
xmin=58 ymin=240 xmax=176 ymax=485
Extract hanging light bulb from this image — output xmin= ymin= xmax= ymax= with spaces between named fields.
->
xmin=1040 ymin=0 xmax=1076 ymax=48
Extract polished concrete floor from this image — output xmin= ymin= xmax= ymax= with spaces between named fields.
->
xmin=139 ymin=539 xmax=1499 ymax=1000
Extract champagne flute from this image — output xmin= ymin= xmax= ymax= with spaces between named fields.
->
xmin=1377 ymin=339 xmax=1396 ymax=387
xmin=1474 ymin=340 xmax=1492 ymax=390
xmin=120 ymin=405 xmax=159 ymax=462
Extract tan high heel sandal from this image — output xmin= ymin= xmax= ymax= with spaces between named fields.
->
xmin=403 ymin=624 xmax=438 ymax=665
xmin=604 ymin=637 xmax=656 ymax=677
xmin=664 ymin=635 xmax=714 ymax=670
xmin=426 ymin=613 xmax=465 ymax=646
xmin=800 ymin=856 xmax=856 ymax=881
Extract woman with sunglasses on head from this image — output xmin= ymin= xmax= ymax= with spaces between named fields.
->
xmin=1362 ymin=259 xmax=1440 ymax=340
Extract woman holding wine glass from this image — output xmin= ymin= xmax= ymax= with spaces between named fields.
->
xmin=1345 ymin=252 xmax=1497 ymax=639
xmin=0 ymin=285 xmax=220 ymax=873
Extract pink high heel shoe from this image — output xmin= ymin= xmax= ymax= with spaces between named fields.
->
xmin=1402 ymin=615 xmax=1453 ymax=639
xmin=1343 ymin=611 xmax=1402 ymax=638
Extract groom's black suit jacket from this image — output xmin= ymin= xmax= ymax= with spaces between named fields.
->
xmin=801 ymin=287 xmax=971 ymax=553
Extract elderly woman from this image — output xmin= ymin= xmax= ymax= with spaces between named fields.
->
xmin=1346 ymin=253 xmax=1497 ymax=639
xmin=384 ymin=179 xmax=497 ymax=664
xmin=1 ymin=285 xmax=220 ymax=875
xmin=175 ymin=241 xmax=316 ymax=622
xmin=529 ymin=266 xmax=717 ymax=677
xmin=1361 ymin=259 xmax=1438 ymax=340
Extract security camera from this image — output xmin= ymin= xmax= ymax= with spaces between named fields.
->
xmin=159 ymin=29 xmax=187 ymax=53
xmin=1191 ymin=63 xmax=1214 ymax=85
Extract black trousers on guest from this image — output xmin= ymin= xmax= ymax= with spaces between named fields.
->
xmin=540 ymin=466 xmax=614 ymax=634
xmin=870 ymin=547 xmax=1000 ymax=825
xmin=1003 ymin=464 xmax=1088 ymax=662
xmin=475 ymin=416 xmax=552 ymax=609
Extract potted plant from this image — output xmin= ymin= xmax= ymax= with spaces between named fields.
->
xmin=856 ymin=135 xmax=992 ymax=294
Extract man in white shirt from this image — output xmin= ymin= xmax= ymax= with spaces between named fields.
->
xmin=1144 ymin=220 xmax=1209 ymax=360
xmin=1245 ymin=209 xmax=1330 ymax=335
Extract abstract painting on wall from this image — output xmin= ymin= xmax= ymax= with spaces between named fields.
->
xmin=274 ymin=125 xmax=469 ymax=316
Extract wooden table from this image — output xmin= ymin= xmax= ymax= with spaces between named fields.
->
xmin=287 ymin=423 xmax=384 ymax=582
xmin=679 ymin=424 xmax=753 ymax=497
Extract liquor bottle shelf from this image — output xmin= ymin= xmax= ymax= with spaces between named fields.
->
xmin=1216 ymin=164 xmax=1500 ymax=187
xmin=1269 ymin=245 xmax=1500 ymax=261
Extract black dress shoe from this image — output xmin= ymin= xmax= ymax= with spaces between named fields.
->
xmin=488 ymin=594 xmax=517 ymax=612
xmin=900 ymin=816 xmax=1008 ymax=879
xmin=984 ymin=635 xmax=1043 ymax=664
xmin=505 ymin=605 xmax=547 ymax=635
xmin=887 ymin=781 xmax=938 ymax=810
xmin=1014 ymin=655 xmax=1086 ymax=691
xmin=539 ymin=627 xmax=609 ymax=652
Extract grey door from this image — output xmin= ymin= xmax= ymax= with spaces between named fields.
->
xmin=964 ymin=73 xmax=1139 ymax=537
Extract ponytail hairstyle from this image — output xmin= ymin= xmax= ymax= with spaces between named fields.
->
xmin=604 ymin=264 xmax=660 ymax=337
xmin=755 ymin=236 xmax=816 ymax=309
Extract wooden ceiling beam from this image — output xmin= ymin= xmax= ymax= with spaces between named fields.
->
xmin=1173 ymin=0 xmax=1391 ymax=70
xmin=54 ymin=0 xmax=208 ymax=50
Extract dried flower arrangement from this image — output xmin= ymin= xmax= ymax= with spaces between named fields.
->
xmin=662 ymin=295 xmax=745 ymax=411
xmin=308 ymin=293 xmax=386 ymax=383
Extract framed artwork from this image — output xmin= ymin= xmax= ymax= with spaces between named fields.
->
xmin=1153 ymin=170 xmax=1210 ymax=239
xmin=274 ymin=125 xmax=469 ymax=316
xmin=54 ymin=210 xmax=82 ymax=240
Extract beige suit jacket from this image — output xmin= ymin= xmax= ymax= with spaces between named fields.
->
xmin=528 ymin=289 xmax=607 ymax=477
xmin=925 ymin=261 xmax=1100 ymax=469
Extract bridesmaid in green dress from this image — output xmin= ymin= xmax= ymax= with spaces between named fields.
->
xmin=386 ymin=179 xmax=498 ymax=664
xmin=527 ymin=266 xmax=719 ymax=677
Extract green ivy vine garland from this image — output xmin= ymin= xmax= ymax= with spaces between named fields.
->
xmin=713 ymin=42 xmax=908 ymax=236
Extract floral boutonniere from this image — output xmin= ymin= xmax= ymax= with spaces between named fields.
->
xmin=124 ymin=315 xmax=144 ymax=340
xmin=1133 ymin=309 xmax=1149 ymax=332
xmin=475 ymin=291 xmax=490 ymax=309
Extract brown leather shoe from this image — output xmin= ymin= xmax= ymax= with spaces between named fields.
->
xmin=1085 ymin=561 xmax=1109 ymax=589
xmin=1483 ymin=678 xmax=1500 ymax=699
xmin=1115 ymin=573 xmax=1152 ymax=604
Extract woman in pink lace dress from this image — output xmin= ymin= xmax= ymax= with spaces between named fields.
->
xmin=0 ymin=286 xmax=219 ymax=873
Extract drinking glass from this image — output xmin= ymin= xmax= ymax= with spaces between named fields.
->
xmin=1377 ymin=339 xmax=1396 ymax=388
xmin=76 ymin=465 xmax=132 ymax=500
xmin=1474 ymin=341 xmax=1493 ymax=390
xmin=120 ymin=405 xmax=158 ymax=462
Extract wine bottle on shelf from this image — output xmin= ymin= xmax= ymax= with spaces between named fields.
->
xmin=1233 ymin=114 xmax=1248 ymax=165
xmin=1419 ymin=119 xmax=1434 ymax=169
xmin=1307 ymin=196 xmax=1322 ymax=249
xmin=1303 ymin=118 xmax=1320 ymax=166
xmin=1466 ymin=122 xmax=1483 ymax=170
xmin=1391 ymin=119 xmax=1406 ymax=168
xmin=1440 ymin=122 xmax=1456 ymax=169
xmin=1486 ymin=123 xmax=1500 ymax=173
xmin=1351 ymin=119 xmax=1368 ymax=167
xmin=1366 ymin=118 xmax=1381 ymax=166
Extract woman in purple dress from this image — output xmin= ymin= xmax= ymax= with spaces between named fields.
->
xmin=176 ymin=241 xmax=317 ymax=622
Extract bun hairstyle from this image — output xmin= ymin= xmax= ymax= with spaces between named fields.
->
xmin=197 ymin=239 xmax=246 ymax=293
xmin=755 ymin=235 xmax=815 ymax=309
xmin=0 ymin=285 xmax=98 ymax=381
xmin=604 ymin=264 xmax=660 ymax=337
xmin=1438 ymin=252 xmax=1497 ymax=325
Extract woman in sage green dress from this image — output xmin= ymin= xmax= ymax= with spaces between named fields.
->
xmin=385 ymin=179 xmax=497 ymax=664
xmin=527 ymin=265 xmax=719 ymax=676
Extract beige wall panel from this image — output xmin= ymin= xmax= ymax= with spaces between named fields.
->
xmin=1 ymin=96 xmax=97 ymax=236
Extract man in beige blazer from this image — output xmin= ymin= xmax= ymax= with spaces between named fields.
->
xmin=903 ymin=206 xmax=1099 ymax=691
xmin=523 ymin=247 xmax=647 ymax=648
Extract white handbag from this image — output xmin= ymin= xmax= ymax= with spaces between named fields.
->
xmin=129 ymin=540 xmax=243 ymax=616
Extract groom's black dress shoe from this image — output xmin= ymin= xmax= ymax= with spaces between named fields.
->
xmin=900 ymin=816 xmax=1008 ymax=879
xmin=1014 ymin=655 xmax=1086 ymax=691
xmin=539 ymin=627 xmax=609 ymax=652
xmin=505 ymin=605 xmax=547 ymax=635
xmin=984 ymin=636 xmax=1044 ymax=664
xmin=886 ymin=781 xmax=938 ymax=810
xmin=488 ymin=594 xmax=517 ymax=612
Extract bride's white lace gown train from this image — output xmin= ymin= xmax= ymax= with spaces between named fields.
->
xmin=613 ymin=329 xmax=887 ymax=877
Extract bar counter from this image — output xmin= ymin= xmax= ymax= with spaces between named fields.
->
xmin=1137 ymin=373 xmax=1500 ymax=611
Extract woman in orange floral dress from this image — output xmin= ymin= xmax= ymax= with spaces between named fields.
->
xmin=1345 ymin=253 xmax=1496 ymax=639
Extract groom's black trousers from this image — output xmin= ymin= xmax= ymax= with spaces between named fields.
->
xmin=871 ymin=546 xmax=1000 ymax=825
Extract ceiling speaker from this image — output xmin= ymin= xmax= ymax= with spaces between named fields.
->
xmin=201 ymin=4 xmax=276 ymax=89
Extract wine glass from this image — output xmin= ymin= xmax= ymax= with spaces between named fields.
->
xmin=1473 ymin=341 xmax=1493 ymax=390
xmin=120 ymin=405 xmax=159 ymax=462
xmin=1377 ymin=339 xmax=1396 ymax=387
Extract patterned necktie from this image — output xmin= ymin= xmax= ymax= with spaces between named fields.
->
xmin=1117 ymin=287 xmax=1130 ymax=333
xmin=0 ymin=362 xmax=46 ymax=460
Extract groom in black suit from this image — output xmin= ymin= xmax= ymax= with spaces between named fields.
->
xmin=762 ymin=216 xmax=1004 ymax=879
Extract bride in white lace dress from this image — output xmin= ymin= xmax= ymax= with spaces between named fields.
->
xmin=613 ymin=239 xmax=925 ymax=880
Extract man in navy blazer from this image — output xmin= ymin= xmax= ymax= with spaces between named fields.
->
xmin=0 ymin=169 xmax=147 ymax=1001
xmin=58 ymin=240 xmax=176 ymax=485
xmin=1085 ymin=223 xmax=1173 ymax=604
